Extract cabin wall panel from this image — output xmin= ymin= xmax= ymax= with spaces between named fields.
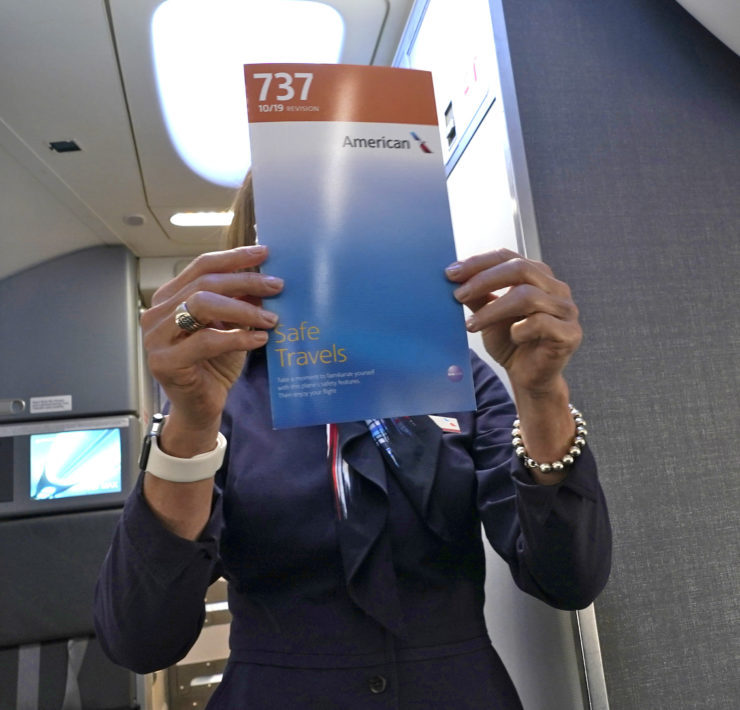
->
xmin=498 ymin=0 xmax=740 ymax=707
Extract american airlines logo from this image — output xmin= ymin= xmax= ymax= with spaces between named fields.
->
xmin=410 ymin=132 xmax=432 ymax=153
xmin=342 ymin=132 xmax=433 ymax=153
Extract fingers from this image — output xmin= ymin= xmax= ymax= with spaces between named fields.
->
xmin=143 ymin=292 xmax=278 ymax=354
xmin=464 ymin=283 xmax=578 ymax=333
xmin=143 ymin=247 xmax=283 ymax=329
xmin=184 ymin=290 xmax=279 ymax=331
xmin=143 ymin=288 xmax=280 ymax=351
xmin=151 ymin=245 xmax=275 ymax=306
xmin=146 ymin=327 xmax=263 ymax=384
xmin=446 ymin=249 xmax=565 ymax=305
xmin=509 ymin=313 xmax=583 ymax=359
xmin=446 ymin=248 xmax=581 ymax=353
xmin=141 ymin=245 xmax=285 ymax=366
xmin=163 ymin=272 xmax=283 ymax=330
xmin=509 ymin=312 xmax=583 ymax=351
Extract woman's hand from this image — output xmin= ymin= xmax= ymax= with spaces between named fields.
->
xmin=446 ymin=249 xmax=582 ymax=480
xmin=141 ymin=245 xmax=283 ymax=456
xmin=446 ymin=248 xmax=581 ymax=395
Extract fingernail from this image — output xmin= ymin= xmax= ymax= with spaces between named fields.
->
xmin=264 ymin=275 xmax=284 ymax=290
xmin=261 ymin=310 xmax=279 ymax=326
xmin=445 ymin=262 xmax=463 ymax=276
xmin=246 ymin=244 xmax=267 ymax=255
xmin=454 ymin=285 xmax=469 ymax=300
xmin=465 ymin=315 xmax=477 ymax=331
xmin=253 ymin=330 xmax=269 ymax=343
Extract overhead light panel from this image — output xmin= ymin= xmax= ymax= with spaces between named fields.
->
xmin=152 ymin=0 xmax=345 ymax=188
xmin=170 ymin=211 xmax=234 ymax=227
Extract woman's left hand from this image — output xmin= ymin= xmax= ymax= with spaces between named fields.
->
xmin=446 ymin=249 xmax=582 ymax=481
xmin=445 ymin=248 xmax=582 ymax=396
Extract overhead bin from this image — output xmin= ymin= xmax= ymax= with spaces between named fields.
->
xmin=0 ymin=245 xmax=139 ymax=423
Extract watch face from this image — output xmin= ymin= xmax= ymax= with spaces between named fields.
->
xmin=138 ymin=436 xmax=152 ymax=471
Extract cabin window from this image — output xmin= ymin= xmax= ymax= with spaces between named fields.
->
xmin=151 ymin=0 xmax=345 ymax=187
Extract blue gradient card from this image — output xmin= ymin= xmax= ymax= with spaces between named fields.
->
xmin=245 ymin=63 xmax=475 ymax=428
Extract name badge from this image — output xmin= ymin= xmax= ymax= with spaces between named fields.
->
xmin=429 ymin=415 xmax=460 ymax=433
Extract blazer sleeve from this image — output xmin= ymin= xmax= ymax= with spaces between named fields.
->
xmin=93 ymin=472 xmax=224 ymax=674
xmin=470 ymin=352 xmax=612 ymax=610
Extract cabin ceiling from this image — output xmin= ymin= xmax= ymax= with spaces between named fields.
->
xmin=1 ymin=1 xmax=737 ymax=285
xmin=0 ymin=0 xmax=414 ymax=283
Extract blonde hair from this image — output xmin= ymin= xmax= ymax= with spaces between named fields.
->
xmin=224 ymin=171 xmax=257 ymax=249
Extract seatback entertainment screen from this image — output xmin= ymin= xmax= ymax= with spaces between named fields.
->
xmin=30 ymin=427 xmax=122 ymax=500
xmin=0 ymin=414 xmax=138 ymax=519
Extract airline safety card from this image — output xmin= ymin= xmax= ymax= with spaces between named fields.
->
xmin=244 ymin=63 xmax=475 ymax=428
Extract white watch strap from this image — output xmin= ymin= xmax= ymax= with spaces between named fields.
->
xmin=146 ymin=432 xmax=227 ymax=483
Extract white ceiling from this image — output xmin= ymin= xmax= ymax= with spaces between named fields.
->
xmin=0 ymin=0 xmax=737 ymax=285
xmin=0 ymin=0 xmax=414 ymax=282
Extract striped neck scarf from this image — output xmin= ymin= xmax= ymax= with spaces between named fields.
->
xmin=328 ymin=418 xmax=409 ymax=519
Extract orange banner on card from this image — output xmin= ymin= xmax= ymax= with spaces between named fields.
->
xmin=244 ymin=63 xmax=438 ymax=125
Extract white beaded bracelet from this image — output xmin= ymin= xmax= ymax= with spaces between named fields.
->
xmin=512 ymin=404 xmax=588 ymax=474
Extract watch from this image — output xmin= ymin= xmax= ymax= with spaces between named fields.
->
xmin=139 ymin=413 xmax=227 ymax=483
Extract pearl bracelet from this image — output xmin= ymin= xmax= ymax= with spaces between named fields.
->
xmin=512 ymin=404 xmax=588 ymax=474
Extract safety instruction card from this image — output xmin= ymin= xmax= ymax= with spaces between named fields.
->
xmin=244 ymin=63 xmax=475 ymax=428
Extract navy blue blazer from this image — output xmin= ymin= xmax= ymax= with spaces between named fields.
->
xmin=94 ymin=349 xmax=611 ymax=709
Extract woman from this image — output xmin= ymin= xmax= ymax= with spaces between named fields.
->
xmin=94 ymin=176 xmax=611 ymax=708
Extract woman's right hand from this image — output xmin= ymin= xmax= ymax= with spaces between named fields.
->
xmin=141 ymin=245 xmax=283 ymax=457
